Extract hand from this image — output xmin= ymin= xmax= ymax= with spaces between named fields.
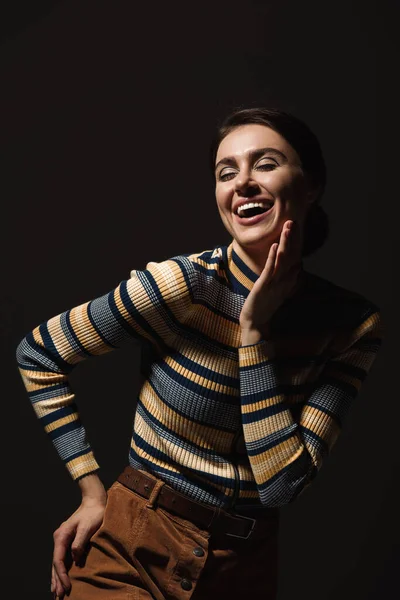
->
xmin=51 ymin=496 xmax=107 ymax=598
xmin=239 ymin=220 xmax=302 ymax=342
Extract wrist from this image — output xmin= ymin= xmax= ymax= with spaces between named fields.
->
xmin=240 ymin=323 xmax=271 ymax=346
xmin=78 ymin=472 xmax=106 ymax=501
xmin=240 ymin=329 xmax=262 ymax=346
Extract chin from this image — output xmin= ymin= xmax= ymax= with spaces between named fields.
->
xmin=234 ymin=226 xmax=280 ymax=247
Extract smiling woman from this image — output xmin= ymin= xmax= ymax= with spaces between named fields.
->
xmin=210 ymin=107 xmax=330 ymax=266
xmin=16 ymin=106 xmax=383 ymax=600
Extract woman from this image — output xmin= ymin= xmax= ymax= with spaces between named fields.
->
xmin=16 ymin=107 xmax=383 ymax=599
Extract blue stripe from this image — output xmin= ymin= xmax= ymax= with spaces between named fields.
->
xmin=329 ymin=361 xmax=367 ymax=381
xmin=246 ymin=428 xmax=296 ymax=456
xmin=130 ymin=437 xmax=234 ymax=491
xmin=305 ymin=400 xmax=341 ymax=422
xmin=34 ymin=328 xmax=74 ymax=372
xmin=65 ymin=309 xmax=92 ymax=357
xmin=160 ymin=361 xmax=238 ymax=404
xmin=231 ymin=246 xmax=259 ymax=284
xmin=145 ymin=378 xmax=235 ymax=433
xmin=87 ymin=298 xmax=118 ymax=348
xmin=116 ymin=280 xmax=167 ymax=350
xmin=192 ymin=261 xmax=231 ymax=289
xmin=138 ymin=401 xmax=228 ymax=461
xmin=242 ymin=400 xmax=288 ymax=424
xmin=323 ymin=375 xmax=360 ymax=397
xmin=298 ymin=425 xmax=330 ymax=455
xmin=239 ymin=355 xmax=326 ymax=372
xmin=194 ymin=296 xmax=238 ymax=325
xmin=48 ymin=419 xmax=82 ymax=441
xmin=65 ymin=447 xmax=93 ymax=464
xmin=40 ymin=403 xmax=78 ymax=426
xmin=172 ymin=351 xmax=238 ymax=388
xmin=170 ymin=258 xmax=196 ymax=303
xmin=29 ymin=382 xmax=70 ymax=401
xmin=240 ymin=383 xmax=311 ymax=406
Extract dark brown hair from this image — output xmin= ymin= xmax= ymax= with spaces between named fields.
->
xmin=210 ymin=107 xmax=329 ymax=257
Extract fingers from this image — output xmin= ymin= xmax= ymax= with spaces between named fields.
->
xmin=52 ymin=526 xmax=73 ymax=597
xmin=274 ymin=220 xmax=300 ymax=276
xmin=257 ymin=241 xmax=278 ymax=288
xmin=51 ymin=563 xmax=65 ymax=598
xmin=71 ymin=528 xmax=90 ymax=564
xmin=266 ymin=241 xmax=279 ymax=276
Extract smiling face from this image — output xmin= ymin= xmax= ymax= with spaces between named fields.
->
xmin=215 ymin=124 xmax=317 ymax=257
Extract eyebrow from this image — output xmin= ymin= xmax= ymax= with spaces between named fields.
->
xmin=215 ymin=147 xmax=288 ymax=172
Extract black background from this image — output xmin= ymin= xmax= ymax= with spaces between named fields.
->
xmin=1 ymin=1 xmax=398 ymax=598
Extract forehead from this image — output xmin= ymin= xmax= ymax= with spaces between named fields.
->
xmin=215 ymin=123 xmax=300 ymax=164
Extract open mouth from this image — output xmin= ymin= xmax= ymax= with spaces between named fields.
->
xmin=233 ymin=201 xmax=274 ymax=224
xmin=235 ymin=201 xmax=274 ymax=218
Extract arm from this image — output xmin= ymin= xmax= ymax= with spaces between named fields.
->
xmin=16 ymin=255 xmax=197 ymax=482
xmin=238 ymin=310 xmax=383 ymax=507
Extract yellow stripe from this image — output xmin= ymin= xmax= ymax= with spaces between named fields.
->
xmin=249 ymin=438 xmax=304 ymax=484
xmin=185 ymin=302 xmax=241 ymax=347
xmin=227 ymin=243 xmax=254 ymax=291
xmin=139 ymin=381 xmax=233 ymax=452
xmin=164 ymin=355 xmax=238 ymax=396
xmin=44 ymin=411 xmax=79 ymax=433
xmin=176 ymin=340 xmax=239 ymax=378
xmin=67 ymin=452 xmax=100 ymax=480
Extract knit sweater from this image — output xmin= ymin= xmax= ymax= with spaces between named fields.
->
xmin=16 ymin=241 xmax=383 ymax=509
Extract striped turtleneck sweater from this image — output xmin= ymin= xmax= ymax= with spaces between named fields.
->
xmin=16 ymin=241 xmax=383 ymax=509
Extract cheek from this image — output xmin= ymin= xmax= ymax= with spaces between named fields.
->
xmin=215 ymin=187 xmax=229 ymax=209
xmin=267 ymin=172 xmax=307 ymax=201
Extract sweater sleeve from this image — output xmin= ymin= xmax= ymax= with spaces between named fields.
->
xmin=15 ymin=255 xmax=197 ymax=481
xmin=237 ymin=310 xmax=383 ymax=507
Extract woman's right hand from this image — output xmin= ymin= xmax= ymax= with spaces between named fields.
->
xmin=51 ymin=495 xmax=107 ymax=598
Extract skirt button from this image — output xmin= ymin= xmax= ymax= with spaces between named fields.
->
xmin=181 ymin=578 xmax=193 ymax=590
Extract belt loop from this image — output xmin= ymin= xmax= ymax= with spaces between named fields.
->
xmin=146 ymin=479 xmax=166 ymax=510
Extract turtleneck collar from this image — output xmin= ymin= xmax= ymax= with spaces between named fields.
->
xmin=221 ymin=240 xmax=307 ymax=298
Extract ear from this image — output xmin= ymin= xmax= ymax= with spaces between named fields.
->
xmin=301 ymin=172 xmax=320 ymax=204
xmin=305 ymin=182 xmax=322 ymax=206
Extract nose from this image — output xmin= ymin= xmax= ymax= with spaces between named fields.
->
xmin=234 ymin=171 xmax=259 ymax=197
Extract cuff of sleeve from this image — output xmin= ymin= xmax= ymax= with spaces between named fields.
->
xmin=238 ymin=339 xmax=274 ymax=367
xmin=66 ymin=451 xmax=101 ymax=481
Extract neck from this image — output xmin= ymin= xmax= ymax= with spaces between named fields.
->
xmin=231 ymin=237 xmax=306 ymax=293
xmin=232 ymin=239 xmax=274 ymax=275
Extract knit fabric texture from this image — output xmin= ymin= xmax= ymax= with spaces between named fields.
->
xmin=16 ymin=241 xmax=383 ymax=508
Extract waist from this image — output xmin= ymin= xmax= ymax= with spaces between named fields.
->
xmin=117 ymin=465 xmax=279 ymax=542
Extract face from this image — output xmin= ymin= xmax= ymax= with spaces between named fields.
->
xmin=214 ymin=124 xmax=317 ymax=255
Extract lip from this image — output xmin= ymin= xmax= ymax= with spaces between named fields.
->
xmin=233 ymin=204 xmax=274 ymax=226
xmin=233 ymin=197 xmax=274 ymax=214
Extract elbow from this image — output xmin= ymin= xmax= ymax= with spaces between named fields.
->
xmin=16 ymin=334 xmax=37 ymax=372
xmin=258 ymin=451 xmax=318 ymax=507
xmin=16 ymin=336 xmax=27 ymax=365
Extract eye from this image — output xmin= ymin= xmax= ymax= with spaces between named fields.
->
xmin=218 ymin=170 xmax=236 ymax=181
xmin=255 ymin=162 xmax=276 ymax=171
xmin=217 ymin=160 xmax=277 ymax=181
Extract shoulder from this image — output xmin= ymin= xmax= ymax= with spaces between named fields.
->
xmin=145 ymin=245 xmax=225 ymax=275
xmin=129 ymin=245 xmax=226 ymax=292
xmin=300 ymin=271 xmax=382 ymax=340
xmin=173 ymin=246 xmax=225 ymax=269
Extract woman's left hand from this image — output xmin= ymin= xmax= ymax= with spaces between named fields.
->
xmin=239 ymin=220 xmax=302 ymax=344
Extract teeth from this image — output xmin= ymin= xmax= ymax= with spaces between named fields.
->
xmin=236 ymin=201 xmax=272 ymax=216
